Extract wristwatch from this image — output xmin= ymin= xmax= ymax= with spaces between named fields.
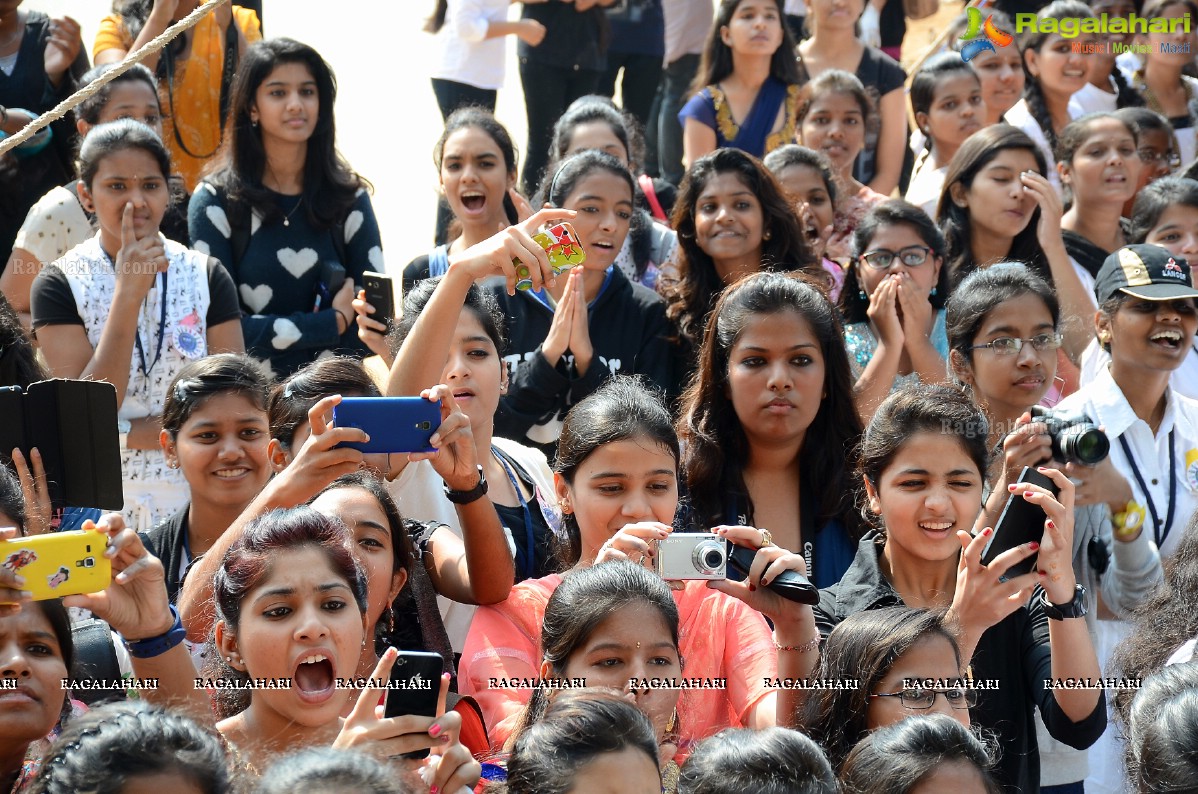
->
xmin=1040 ymin=584 xmax=1089 ymax=620
xmin=117 ymin=418 xmax=131 ymax=449
xmin=444 ymin=465 xmax=488 ymax=505
xmin=1112 ymin=500 xmax=1146 ymax=538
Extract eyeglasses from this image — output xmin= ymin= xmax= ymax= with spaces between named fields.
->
xmin=970 ymin=334 xmax=1062 ymax=355
xmin=1139 ymin=148 xmax=1182 ymax=169
xmin=870 ymin=686 xmax=979 ymax=709
xmin=859 ymin=245 xmax=933 ymax=270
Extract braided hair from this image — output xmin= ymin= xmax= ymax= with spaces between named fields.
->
xmin=1019 ymin=0 xmax=1095 ymax=152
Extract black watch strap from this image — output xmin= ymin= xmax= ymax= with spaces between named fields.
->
xmin=1040 ymin=584 xmax=1088 ymax=620
xmin=444 ymin=465 xmax=488 ymax=505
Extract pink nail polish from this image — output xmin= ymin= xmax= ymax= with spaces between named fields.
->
xmin=429 ymin=723 xmax=443 ymax=738
xmin=431 ymin=787 xmax=440 ymax=794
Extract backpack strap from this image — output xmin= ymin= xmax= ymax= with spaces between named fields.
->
xmin=428 ymin=244 xmax=451 ymax=277
xmin=70 ymin=617 xmax=125 ymax=706
xmin=638 ymin=173 xmax=669 ymax=224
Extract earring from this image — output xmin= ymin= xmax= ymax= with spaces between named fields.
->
xmin=930 ymin=286 xmax=938 ymax=297
xmin=559 ymin=499 xmax=572 ymax=514
xmin=858 ymin=289 xmax=868 ymax=301
xmin=385 ymin=606 xmax=396 ymax=635
xmin=665 ymin=709 xmax=678 ymax=735
xmin=167 ymin=460 xmax=178 ymax=469
xmin=251 ymin=118 xmax=259 ymax=128
xmin=763 ymin=229 xmax=772 ymax=241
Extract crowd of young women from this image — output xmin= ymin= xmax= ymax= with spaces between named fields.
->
xmin=10 ymin=0 xmax=1198 ymax=791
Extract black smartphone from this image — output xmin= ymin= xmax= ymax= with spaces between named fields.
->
xmin=726 ymin=543 xmax=820 ymax=605
xmin=361 ymin=271 xmax=395 ymax=330
xmin=332 ymin=397 xmax=442 ymax=453
xmin=314 ymin=261 xmax=347 ymax=311
xmin=384 ymin=651 xmax=445 ymax=759
xmin=981 ymin=467 xmax=1059 ymax=578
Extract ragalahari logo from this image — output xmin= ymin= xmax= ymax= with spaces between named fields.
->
xmin=959 ymin=6 xmax=1015 ymax=62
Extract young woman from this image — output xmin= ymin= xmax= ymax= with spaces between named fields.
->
xmin=801 ymin=607 xmax=971 ymax=772
xmin=93 ymin=0 xmax=261 ymax=191
xmin=1116 ymin=107 xmax=1180 ymax=219
xmin=680 ymin=0 xmax=802 ymax=166
xmin=840 ymin=200 xmax=951 ymax=419
xmin=763 ymin=144 xmax=843 ymax=298
xmin=947 ymin=264 xmax=1164 ymax=793
xmin=30 ymin=120 xmax=245 ymax=532
xmin=906 ymin=55 xmax=984 ymax=220
xmin=797 ymin=70 xmax=889 ymax=264
xmin=1072 ymin=0 xmax=1145 ymax=115
xmin=938 ymin=123 xmax=1097 ymax=362
xmin=1129 ymin=0 xmax=1198 ymax=169
xmin=145 ymin=353 xmax=274 ymax=605
xmin=1058 ymin=114 xmax=1143 ymax=282
xmin=663 ymin=148 xmax=820 ymax=372
xmin=189 ymin=38 xmax=379 ymax=377
xmin=1005 ymin=0 xmax=1097 ymax=195
xmin=839 ymin=714 xmax=1003 ymax=794
xmin=817 ymin=384 xmax=1106 ymax=792
xmin=207 ymin=507 xmax=480 ymax=788
xmin=27 ymin=702 xmax=230 ymax=794
xmin=948 ymin=10 xmax=1024 ymax=127
xmin=2 ymin=62 xmax=167 ymax=331
xmin=506 ymin=689 xmax=662 ymax=794
xmin=795 ymin=0 xmax=906 ymax=196
xmin=462 ymin=377 xmax=821 ymax=754
xmin=547 ymin=98 xmax=678 ymax=290
xmin=677 ymin=728 xmax=838 ymax=794
xmin=398 ymin=108 xmax=523 ymax=296
xmin=680 ymin=271 xmax=863 ymax=585
xmin=487 ymin=150 xmax=675 ymax=454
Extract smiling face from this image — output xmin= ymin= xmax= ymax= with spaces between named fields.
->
xmin=855 ymin=222 xmax=943 ymax=305
xmin=553 ymin=602 xmax=681 ymax=741
xmin=721 ymin=0 xmax=785 ymax=55
xmin=1024 ymin=33 xmax=1091 ymax=98
xmin=564 ymin=121 xmax=630 ymax=166
xmin=919 ymin=73 xmax=984 ymax=152
xmin=1147 ymin=2 xmax=1198 ymax=67
xmin=776 ymin=163 xmax=834 ymax=236
xmin=693 ymin=171 xmax=765 ymax=274
xmin=1060 ymin=118 xmax=1141 ymax=206
xmin=1102 ymin=295 xmax=1198 ymax=375
xmin=561 ymin=170 xmax=634 ymax=272
xmin=220 ymin=546 xmax=365 ymax=728
xmin=958 ymin=292 xmax=1058 ymax=419
xmin=968 ymin=46 xmax=1025 ymax=124
xmin=250 ymin=61 xmax=319 ymax=148
xmin=726 ymin=310 xmax=826 ymax=451
xmin=799 ymin=91 xmax=866 ymax=175
xmin=440 ymin=126 xmax=515 ymax=232
xmin=866 ymin=432 xmax=984 ymax=564
xmin=556 ymin=436 xmax=679 ymax=562
xmin=952 ymin=148 xmax=1039 ymax=243
xmin=165 ymin=392 xmax=272 ymax=513
xmin=440 ymin=309 xmax=504 ymax=431
xmin=309 ymin=487 xmax=406 ymax=637
xmin=0 ymin=607 xmax=68 ymax=750
xmin=80 ymin=146 xmax=169 ymax=256
xmin=1145 ymin=204 xmax=1198 ymax=259
xmin=866 ymin=634 xmax=969 ymax=730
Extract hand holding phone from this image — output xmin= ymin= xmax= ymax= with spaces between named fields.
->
xmin=0 ymin=528 xmax=111 ymax=601
xmin=982 ymin=467 xmax=1058 ymax=578
xmin=361 ymin=271 xmax=395 ymax=330
xmin=333 ymin=397 xmax=442 ymax=454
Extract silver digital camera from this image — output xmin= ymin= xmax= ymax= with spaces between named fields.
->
xmin=653 ymin=533 xmax=727 ymax=581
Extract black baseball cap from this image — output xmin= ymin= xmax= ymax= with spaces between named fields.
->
xmin=1094 ymin=244 xmax=1198 ymax=304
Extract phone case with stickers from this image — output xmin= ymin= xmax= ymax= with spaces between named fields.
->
xmin=1 ymin=530 xmax=112 ymax=601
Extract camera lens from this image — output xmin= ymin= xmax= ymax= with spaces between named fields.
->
xmin=691 ymin=540 xmax=726 ymax=575
xmin=1060 ymin=425 xmax=1110 ymax=465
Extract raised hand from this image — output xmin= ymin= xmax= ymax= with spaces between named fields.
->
xmin=594 ymin=522 xmax=673 ymax=567
xmin=407 ymin=385 xmax=481 ymax=489
xmin=947 ymin=527 xmax=1042 ymax=660
xmin=448 ymin=207 xmax=576 ymax=294
xmin=12 ymin=448 xmax=51 ymax=537
xmin=43 ymin=16 xmax=82 ymax=87
xmin=0 ymin=526 xmax=30 ymax=615
xmin=266 ymin=395 xmax=367 ymax=506
xmin=566 ymin=268 xmax=592 ymax=374
xmin=541 ymin=268 xmax=576 ymax=367
xmin=895 ymin=271 xmax=934 ymax=347
xmin=866 ymin=274 xmax=904 ymax=349
xmin=353 ymin=289 xmax=392 ymax=361
xmin=707 ymin=525 xmax=812 ymax=625
xmin=113 ymin=202 xmax=167 ymax=302
xmin=1021 ymin=170 xmax=1064 ymax=252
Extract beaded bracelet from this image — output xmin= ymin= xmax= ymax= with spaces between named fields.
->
xmin=776 ymin=636 xmax=820 ymax=653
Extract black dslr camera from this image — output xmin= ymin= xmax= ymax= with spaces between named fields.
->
xmin=1029 ymin=406 xmax=1110 ymax=465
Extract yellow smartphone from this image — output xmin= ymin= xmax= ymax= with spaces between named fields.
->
xmin=1 ymin=529 xmax=112 ymax=601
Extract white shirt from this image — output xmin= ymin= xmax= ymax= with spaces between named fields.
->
xmin=663 ymin=0 xmax=714 ymax=64
xmin=431 ymin=0 xmax=512 ymax=90
xmin=904 ymin=150 xmax=945 ymax=221
xmin=1057 ymin=364 xmax=1198 ymax=557
xmin=1080 ymin=338 xmax=1198 ymax=401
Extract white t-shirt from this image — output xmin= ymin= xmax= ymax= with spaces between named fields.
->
xmin=13 ymin=185 xmax=91 ymax=264
xmin=431 ymin=0 xmax=512 ymax=90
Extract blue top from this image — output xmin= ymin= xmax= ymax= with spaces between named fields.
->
xmin=677 ymin=77 xmax=801 ymax=160
xmin=843 ymin=308 xmax=949 ymax=393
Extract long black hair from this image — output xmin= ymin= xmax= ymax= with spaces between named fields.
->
xmin=206 ymin=38 xmax=367 ymax=231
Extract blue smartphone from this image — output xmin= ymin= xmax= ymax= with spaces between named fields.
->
xmin=332 ymin=397 xmax=441 ymax=454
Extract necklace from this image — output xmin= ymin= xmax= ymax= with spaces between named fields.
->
xmin=281 ymin=196 xmax=303 ymax=227
xmin=0 ymin=16 xmax=22 ymax=53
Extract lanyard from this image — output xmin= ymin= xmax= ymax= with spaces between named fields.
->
xmin=1118 ymin=429 xmax=1177 ymax=548
xmin=493 ymin=446 xmax=536 ymax=581
xmin=134 ymin=272 xmax=169 ymax=377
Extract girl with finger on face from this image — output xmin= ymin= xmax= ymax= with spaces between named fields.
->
xmin=30 ymin=119 xmax=246 ymax=532
xmin=463 ymin=376 xmax=823 ymax=757
xmin=939 ymin=123 xmax=1098 ymax=364
xmin=817 ymin=384 xmax=1105 ymax=791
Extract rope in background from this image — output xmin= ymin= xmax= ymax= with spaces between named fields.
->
xmin=0 ymin=0 xmax=229 ymax=158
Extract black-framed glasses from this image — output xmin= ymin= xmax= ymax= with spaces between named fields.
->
xmin=1139 ymin=148 xmax=1182 ymax=169
xmin=859 ymin=245 xmax=933 ymax=270
xmin=869 ymin=686 xmax=979 ymax=709
xmin=970 ymin=333 xmax=1062 ymax=355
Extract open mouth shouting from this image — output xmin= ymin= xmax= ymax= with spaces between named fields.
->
xmin=460 ymin=190 xmax=487 ymax=214
xmin=1150 ymin=328 xmax=1183 ymax=351
xmin=293 ymin=650 xmax=337 ymax=705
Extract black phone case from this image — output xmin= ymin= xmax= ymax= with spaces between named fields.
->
xmin=362 ymin=272 xmax=394 ymax=329
xmin=981 ymin=467 xmax=1059 ymax=578
xmin=385 ymin=651 xmax=445 ymax=759
xmin=315 ymin=261 xmax=347 ymax=311
xmin=0 ymin=380 xmax=123 ymax=510
xmin=726 ymin=543 xmax=820 ymax=604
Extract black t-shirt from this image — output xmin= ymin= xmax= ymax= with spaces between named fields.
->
xmin=31 ymin=257 xmax=241 ymax=329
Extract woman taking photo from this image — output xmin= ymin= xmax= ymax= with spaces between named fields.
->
xmin=680 ymin=0 xmax=802 ymax=166
xmin=816 ymin=383 xmax=1106 ymax=791
xmin=31 ymin=119 xmax=245 ymax=531
xmin=190 ymin=38 xmax=380 ymax=377
xmin=680 ymin=271 xmax=863 ymax=586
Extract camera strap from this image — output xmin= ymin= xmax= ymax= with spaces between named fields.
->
xmin=1118 ymin=430 xmax=1176 ymax=547
xmin=493 ymin=446 xmax=536 ymax=581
